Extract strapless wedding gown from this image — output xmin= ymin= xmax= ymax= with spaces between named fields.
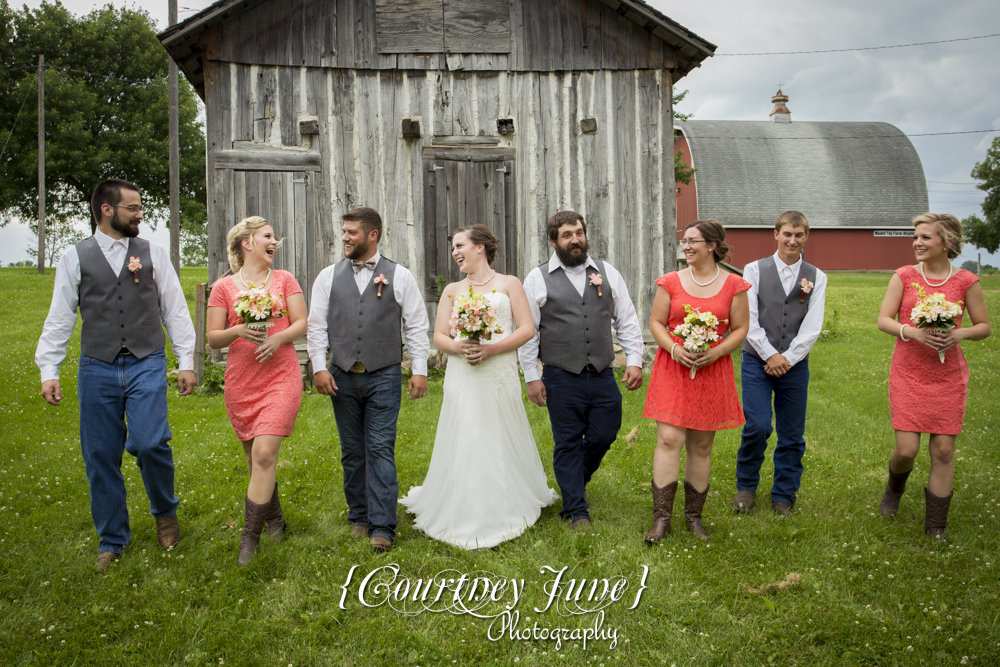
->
xmin=400 ymin=291 xmax=557 ymax=549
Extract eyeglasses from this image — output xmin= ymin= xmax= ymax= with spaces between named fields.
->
xmin=111 ymin=204 xmax=142 ymax=213
xmin=678 ymin=239 xmax=706 ymax=246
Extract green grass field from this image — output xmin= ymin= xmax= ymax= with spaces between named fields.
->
xmin=1 ymin=268 xmax=998 ymax=666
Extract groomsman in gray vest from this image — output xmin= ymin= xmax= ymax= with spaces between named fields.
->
xmin=307 ymin=207 xmax=430 ymax=552
xmin=735 ymin=211 xmax=827 ymax=515
xmin=520 ymin=211 xmax=645 ymax=531
xmin=36 ymin=178 xmax=196 ymax=572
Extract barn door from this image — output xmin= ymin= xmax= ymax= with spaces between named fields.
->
xmin=422 ymin=155 xmax=516 ymax=291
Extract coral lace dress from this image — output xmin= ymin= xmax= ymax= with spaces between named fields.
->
xmin=208 ymin=271 xmax=303 ymax=440
xmin=889 ymin=265 xmax=979 ymax=435
xmin=643 ymin=271 xmax=751 ymax=431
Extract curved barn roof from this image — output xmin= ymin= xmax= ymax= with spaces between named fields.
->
xmin=678 ymin=120 xmax=929 ymax=227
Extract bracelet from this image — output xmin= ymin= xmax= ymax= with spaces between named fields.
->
xmin=670 ymin=343 xmax=678 ymax=360
xmin=899 ymin=324 xmax=909 ymax=341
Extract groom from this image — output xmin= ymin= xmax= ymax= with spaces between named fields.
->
xmin=307 ymin=207 xmax=430 ymax=552
xmin=520 ymin=211 xmax=645 ymax=531
xmin=735 ymin=210 xmax=827 ymax=515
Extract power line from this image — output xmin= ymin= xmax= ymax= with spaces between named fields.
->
xmin=0 ymin=74 xmax=37 ymax=170
xmin=682 ymin=129 xmax=999 ymax=140
xmin=929 ymin=181 xmax=980 ymax=185
xmin=717 ymin=32 xmax=1000 ymax=56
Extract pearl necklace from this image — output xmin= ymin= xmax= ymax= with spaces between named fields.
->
xmin=468 ymin=270 xmax=496 ymax=287
xmin=239 ymin=267 xmax=271 ymax=287
xmin=919 ymin=262 xmax=952 ymax=288
xmin=689 ymin=265 xmax=720 ymax=287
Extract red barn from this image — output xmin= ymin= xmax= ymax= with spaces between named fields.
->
xmin=674 ymin=91 xmax=928 ymax=271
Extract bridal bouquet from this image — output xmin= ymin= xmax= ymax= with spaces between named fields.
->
xmin=910 ymin=283 xmax=963 ymax=363
xmin=234 ymin=283 xmax=285 ymax=342
xmin=672 ymin=304 xmax=725 ymax=379
xmin=449 ymin=285 xmax=503 ymax=341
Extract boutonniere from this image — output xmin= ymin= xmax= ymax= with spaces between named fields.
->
xmin=128 ymin=256 xmax=142 ymax=283
xmin=373 ymin=273 xmax=389 ymax=297
xmin=799 ymin=278 xmax=814 ymax=303
xmin=589 ymin=273 xmax=604 ymax=297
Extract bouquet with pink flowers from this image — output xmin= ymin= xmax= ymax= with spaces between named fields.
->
xmin=449 ymin=285 xmax=503 ymax=341
xmin=234 ymin=283 xmax=286 ymax=343
xmin=910 ymin=283 xmax=964 ymax=363
xmin=672 ymin=304 xmax=725 ymax=379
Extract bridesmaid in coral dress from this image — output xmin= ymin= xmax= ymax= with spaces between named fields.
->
xmin=877 ymin=213 xmax=991 ymax=539
xmin=643 ymin=220 xmax=750 ymax=543
xmin=207 ymin=217 xmax=307 ymax=564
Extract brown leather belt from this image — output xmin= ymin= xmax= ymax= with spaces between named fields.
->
xmin=348 ymin=361 xmax=367 ymax=373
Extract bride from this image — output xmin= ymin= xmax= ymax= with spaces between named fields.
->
xmin=400 ymin=225 xmax=557 ymax=549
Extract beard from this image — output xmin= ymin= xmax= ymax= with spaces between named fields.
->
xmin=110 ymin=210 xmax=139 ymax=238
xmin=555 ymin=239 xmax=589 ymax=267
xmin=345 ymin=237 xmax=370 ymax=260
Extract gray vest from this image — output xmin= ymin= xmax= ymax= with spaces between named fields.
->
xmin=327 ymin=257 xmax=403 ymax=372
xmin=742 ymin=255 xmax=818 ymax=360
xmin=538 ymin=259 xmax=616 ymax=374
xmin=76 ymin=235 xmax=165 ymax=362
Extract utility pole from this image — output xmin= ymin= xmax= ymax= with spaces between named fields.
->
xmin=168 ymin=0 xmax=181 ymax=274
xmin=37 ymin=54 xmax=45 ymax=273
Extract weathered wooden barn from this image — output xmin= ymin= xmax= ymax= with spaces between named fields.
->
xmin=675 ymin=91 xmax=929 ymax=271
xmin=159 ymin=0 xmax=715 ymax=320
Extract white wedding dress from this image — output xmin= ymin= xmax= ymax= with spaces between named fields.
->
xmin=400 ymin=291 xmax=558 ymax=549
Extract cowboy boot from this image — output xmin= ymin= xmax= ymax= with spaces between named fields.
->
xmin=684 ymin=480 xmax=710 ymax=542
xmin=264 ymin=482 xmax=285 ymax=542
xmin=924 ymin=487 xmax=953 ymax=540
xmin=879 ymin=466 xmax=912 ymax=517
xmin=644 ymin=480 xmax=678 ymax=544
xmin=237 ymin=496 xmax=270 ymax=566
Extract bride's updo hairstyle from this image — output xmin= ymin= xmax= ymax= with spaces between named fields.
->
xmin=452 ymin=224 xmax=500 ymax=264
xmin=913 ymin=212 xmax=963 ymax=259
xmin=227 ymin=216 xmax=282 ymax=273
xmin=686 ymin=219 xmax=730 ymax=264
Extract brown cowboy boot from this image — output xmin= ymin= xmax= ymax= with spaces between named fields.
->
xmin=237 ymin=496 xmax=270 ymax=566
xmin=684 ymin=480 xmax=710 ymax=542
xmin=264 ymin=482 xmax=285 ymax=542
xmin=924 ymin=487 xmax=953 ymax=540
xmin=879 ymin=466 xmax=912 ymax=517
xmin=644 ymin=480 xmax=678 ymax=544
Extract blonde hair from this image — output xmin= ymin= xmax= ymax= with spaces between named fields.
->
xmin=226 ymin=216 xmax=280 ymax=272
xmin=912 ymin=212 xmax=963 ymax=260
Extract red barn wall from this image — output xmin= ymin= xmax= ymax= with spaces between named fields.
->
xmin=715 ymin=228 xmax=915 ymax=271
xmin=674 ymin=135 xmax=699 ymax=228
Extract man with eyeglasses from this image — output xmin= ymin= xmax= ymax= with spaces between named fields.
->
xmin=36 ymin=178 xmax=196 ymax=572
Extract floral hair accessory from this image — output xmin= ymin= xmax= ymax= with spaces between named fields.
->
xmin=373 ymin=273 xmax=389 ymax=297
xmin=589 ymin=273 xmax=604 ymax=297
xmin=799 ymin=278 xmax=814 ymax=303
xmin=128 ymin=257 xmax=141 ymax=283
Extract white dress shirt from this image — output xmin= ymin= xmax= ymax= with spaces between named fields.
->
xmin=518 ymin=254 xmax=645 ymax=382
xmin=35 ymin=230 xmax=197 ymax=383
xmin=306 ymin=252 xmax=430 ymax=375
xmin=743 ymin=251 xmax=828 ymax=367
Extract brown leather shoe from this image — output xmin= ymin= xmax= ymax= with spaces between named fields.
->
xmin=370 ymin=536 xmax=392 ymax=552
xmin=96 ymin=551 xmax=121 ymax=572
xmin=570 ymin=518 xmax=592 ymax=532
xmin=771 ymin=501 xmax=793 ymax=516
xmin=733 ymin=490 xmax=756 ymax=513
xmin=155 ymin=515 xmax=180 ymax=550
xmin=351 ymin=524 xmax=368 ymax=538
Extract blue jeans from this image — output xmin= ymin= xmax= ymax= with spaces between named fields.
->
xmin=542 ymin=366 xmax=622 ymax=521
xmin=736 ymin=352 xmax=810 ymax=506
xmin=77 ymin=349 xmax=179 ymax=554
xmin=329 ymin=363 xmax=402 ymax=542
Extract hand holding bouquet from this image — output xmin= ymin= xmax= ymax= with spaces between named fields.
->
xmin=234 ymin=283 xmax=286 ymax=345
xmin=909 ymin=283 xmax=963 ymax=363
xmin=449 ymin=285 xmax=503 ymax=341
xmin=672 ymin=304 xmax=724 ymax=379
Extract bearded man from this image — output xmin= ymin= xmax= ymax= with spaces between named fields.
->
xmin=518 ymin=211 xmax=645 ymax=531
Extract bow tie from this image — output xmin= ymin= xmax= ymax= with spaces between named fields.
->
xmin=352 ymin=259 xmax=377 ymax=273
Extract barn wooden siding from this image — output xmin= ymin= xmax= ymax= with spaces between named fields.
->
xmin=204 ymin=61 xmax=677 ymax=320
xmin=721 ymin=228 xmax=915 ymax=271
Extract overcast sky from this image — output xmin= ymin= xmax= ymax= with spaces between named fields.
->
xmin=4 ymin=0 xmax=999 ymax=266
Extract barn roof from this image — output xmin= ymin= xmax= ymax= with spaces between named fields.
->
xmin=677 ymin=120 xmax=929 ymax=228
xmin=159 ymin=0 xmax=716 ymax=97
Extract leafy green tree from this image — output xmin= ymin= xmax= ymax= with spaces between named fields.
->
xmin=673 ymin=89 xmax=695 ymax=185
xmin=960 ymin=260 xmax=979 ymax=274
xmin=963 ymin=136 xmax=1000 ymax=253
xmin=0 ymin=2 xmax=205 ymax=251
